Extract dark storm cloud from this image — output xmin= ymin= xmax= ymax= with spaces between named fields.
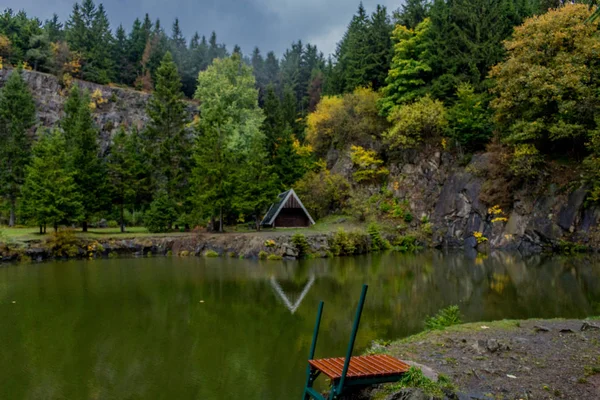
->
xmin=2 ymin=0 xmax=401 ymax=56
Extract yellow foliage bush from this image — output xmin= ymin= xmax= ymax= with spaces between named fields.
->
xmin=306 ymin=87 xmax=388 ymax=156
xmin=473 ymin=231 xmax=488 ymax=244
xmin=350 ymin=145 xmax=389 ymax=184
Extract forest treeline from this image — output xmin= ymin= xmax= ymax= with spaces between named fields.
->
xmin=1 ymin=0 xmax=600 ymax=234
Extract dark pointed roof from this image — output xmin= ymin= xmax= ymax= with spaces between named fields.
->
xmin=260 ymin=189 xmax=315 ymax=226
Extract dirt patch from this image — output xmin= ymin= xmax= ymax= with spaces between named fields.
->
xmin=377 ymin=319 xmax=600 ymax=399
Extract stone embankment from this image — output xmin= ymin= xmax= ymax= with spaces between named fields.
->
xmin=0 ymin=231 xmax=351 ymax=263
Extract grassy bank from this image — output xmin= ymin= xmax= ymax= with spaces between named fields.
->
xmin=0 ymin=215 xmax=367 ymax=244
xmin=0 ymin=226 xmax=193 ymax=244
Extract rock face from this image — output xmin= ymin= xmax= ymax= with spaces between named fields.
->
xmin=392 ymin=152 xmax=599 ymax=252
xmin=0 ymin=68 xmax=196 ymax=152
xmin=331 ymin=147 xmax=600 ymax=253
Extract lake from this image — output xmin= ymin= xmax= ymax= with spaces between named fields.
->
xmin=0 ymin=251 xmax=599 ymax=399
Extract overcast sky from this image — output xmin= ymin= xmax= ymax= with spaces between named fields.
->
xmin=3 ymin=0 xmax=402 ymax=57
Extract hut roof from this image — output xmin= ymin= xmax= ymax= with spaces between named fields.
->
xmin=260 ymin=189 xmax=316 ymax=226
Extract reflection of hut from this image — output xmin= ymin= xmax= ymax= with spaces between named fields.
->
xmin=269 ymin=275 xmax=315 ymax=314
xmin=260 ymin=189 xmax=315 ymax=228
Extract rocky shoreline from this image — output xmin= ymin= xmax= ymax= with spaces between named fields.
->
xmin=359 ymin=319 xmax=600 ymax=400
xmin=0 ymin=231 xmax=348 ymax=263
xmin=2 ymin=224 xmax=600 ymax=264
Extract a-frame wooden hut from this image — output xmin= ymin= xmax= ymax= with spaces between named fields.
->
xmin=260 ymin=189 xmax=315 ymax=228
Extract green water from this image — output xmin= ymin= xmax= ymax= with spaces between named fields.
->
xmin=0 ymin=252 xmax=599 ymax=399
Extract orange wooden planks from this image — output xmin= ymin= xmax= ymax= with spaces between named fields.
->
xmin=308 ymin=355 xmax=410 ymax=380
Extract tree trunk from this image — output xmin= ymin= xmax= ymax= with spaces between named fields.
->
xmin=82 ymin=221 xmax=88 ymax=233
xmin=219 ymin=207 xmax=223 ymax=233
xmin=8 ymin=197 xmax=16 ymax=227
xmin=210 ymin=215 xmax=216 ymax=232
xmin=43 ymin=224 xmax=46 ymax=234
xmin=39 ymin=225 xmax=43 ymax=235
xmin=120 ymin=204 xmax=125 ymax=233
xmin=53 ymin=223 xmax=58 ymax=233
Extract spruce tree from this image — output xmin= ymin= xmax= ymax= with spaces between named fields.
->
xmin=145 ymin=51 xmax=191 ymax=217
xmin=262 ymin=85 xmax=283 ymax=159
xmin=426 ymin=0 xmax=534 ymax=97
xmin=234 ymin=133 xmax=279 ymax=230
xmin=21 ymin=129 xmax=82 ymax=232
xmin=44 ymin=14 xmax=64 ymax=42
xmin=106 ymin=127 xmax=136 ymax=232
xmin=394 ymin=0 xmax=431 ymax=29
xmin=366 ymin=5 xmax=393 ymax=90
xmin=113 ymin=25 xmax=133 ymax=84
xmin=0 ymin=68 xmax=36 ymax=227
xmin=380 ymin=19 xmax=432 ymax=114
xmin=61 ymin=85 xmax=106 ymax=231
xmin=65 ymin=0 xmax=114 ymax=83
xmin=264 ymin=51 xmax=280 ymax=88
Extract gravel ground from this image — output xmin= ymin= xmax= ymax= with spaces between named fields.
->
xmin=375 ymin=319 xmax=600 ymax=399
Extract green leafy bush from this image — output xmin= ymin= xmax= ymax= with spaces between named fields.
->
xmin=424 ymin=305 xmax=461 ymax=331
xmin=447 ymin=83 xmax=492 ymax=151
xmin=329 ymin=229 xmax=369 ymax=256
xmin=367 ymin=223 xmax=391 ymax=251
xmin=294 ymin=169 xmax=351 ymax=220
xmin=258 ymin=250 xmax=268 ymax=260
xmin=267 ymin=254 xmax=283 ymax=261
xmin=393 ymin=235 xmax=420 ymax=253
xmin=204 ymin=250 xmax=219 ymax=257
xmin=107 ymin=220 xmax=119 ymax=228
xmin=384 ymin=95 xmax=447 ymax=149
xmin=46 ymin=229 xmax=80 ymax=257
xmin=291 ymin=233 xmax=310 ymax=257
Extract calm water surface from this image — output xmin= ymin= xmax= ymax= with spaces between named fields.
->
xmin=1 ymin=252 xmax=599 ymax=399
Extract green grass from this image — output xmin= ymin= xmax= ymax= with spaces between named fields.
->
xmin=231 ymin=215 xmax=365 ymax=235
xmin=1 ymin=215 xmax=368 ymax=246
xmin=0 ymin=226 xmax=193 ymax=244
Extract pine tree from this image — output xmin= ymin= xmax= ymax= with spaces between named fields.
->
xmin=234 ymin=133 xmax=279 ymax=230
xmin=113 ymin=25 xmax=133 ymax=84
xmin=333 ymin=3 xmax=370 ymax=93
xmin=251 ymin=47 xmax=266 ymax=101
xmin=61 ymin=85 xmax=106 ymax=231
xmin=380 ymin=18 xmax=432 ymax=114
xmin=145 ymin=51 xmax=191 ymax=216
xmin=262 ymin=85 xmax=283 ymax=159
xmin=65 ymin=0 xmax=114 ymax=83
xmin=366 ymin=5 xmax=393 ymax=90
xmin=0 ymin=68 xmax=36 ymax=226
xmin=44 ymin=14 xmax=64 ymax=42
xmin=106 ymin=127 xmax=136 ymax=232
xmin=426 ymin=0 xmax=534 ymax=97
xmin=281 ymin=85 xmax=301 ymax=140
xmin=274 ymin=125 xmax=304 ymax=188
xmin=21 ymin=129 xmax=82 ymax=232
xmin=394 ymin=0 xmax=431 ymax=29
xmin=264 ymin=51 xmax=280 ymax=88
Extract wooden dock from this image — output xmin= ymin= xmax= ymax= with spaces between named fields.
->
xmin=302 ymin=285 xmax=410 ymax=399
